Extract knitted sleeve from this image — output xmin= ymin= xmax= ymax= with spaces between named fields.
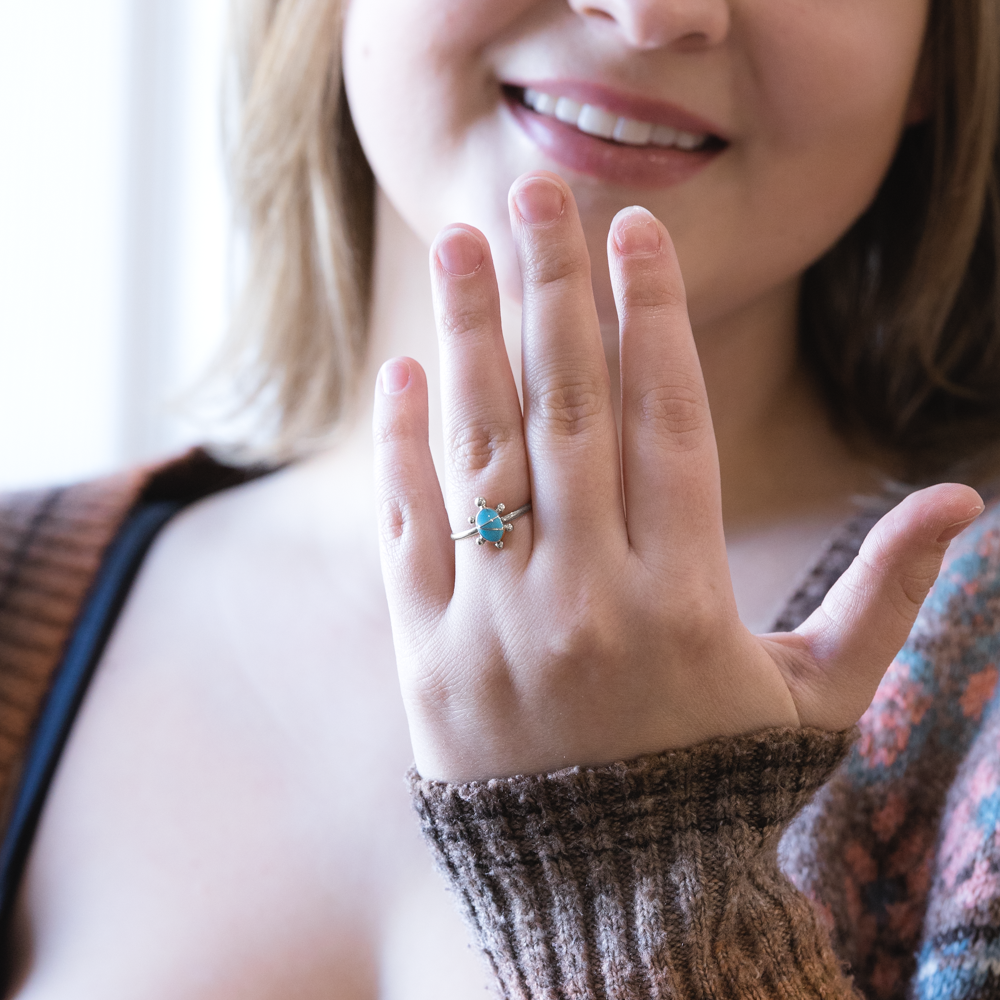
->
xmin=409 ymin=726 xmax=861 ymax=999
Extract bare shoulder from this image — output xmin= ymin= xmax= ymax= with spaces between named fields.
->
xmin=10 ymin=456 xmax=445 ymax=998
xmin=62 ymin=451 xmax=409 ymax=808
xmin=145 ymin=453 xmax=387 ymax=616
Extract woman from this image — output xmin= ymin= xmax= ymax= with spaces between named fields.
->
xmin=0 ymin=0 xmax=997 ymax=996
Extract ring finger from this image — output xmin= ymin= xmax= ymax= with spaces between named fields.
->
xmin=431 ymin=224 xmax=532 ymax=565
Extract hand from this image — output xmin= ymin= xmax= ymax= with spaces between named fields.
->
xmin=373 ymin=171 xmax=983 ymax=783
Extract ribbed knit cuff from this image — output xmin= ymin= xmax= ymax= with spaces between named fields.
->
xmin=409 ymin=727 xmax=860 ymax=1000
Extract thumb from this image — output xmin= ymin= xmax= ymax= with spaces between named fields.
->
xmin=775 ymin=483 xmax=984 ymax=731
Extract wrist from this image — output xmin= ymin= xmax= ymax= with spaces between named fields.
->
xmin=410 ymin=726 xmax=861 ymax=1000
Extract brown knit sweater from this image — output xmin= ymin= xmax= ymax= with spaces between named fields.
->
xmin=410 ymin=727 xmax=861 ymax=999
xmin=0 ymin=469 xmax=144 ymax=817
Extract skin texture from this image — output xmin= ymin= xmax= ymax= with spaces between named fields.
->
xmin=9 ymin=0 xmax=985 ymax=995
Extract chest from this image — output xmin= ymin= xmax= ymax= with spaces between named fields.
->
xmin=15 ymin=537 xmax=493 ymax=998
xmin=13 ymin=501 xmax=840 ymax=997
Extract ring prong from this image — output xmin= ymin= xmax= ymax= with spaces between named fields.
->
xmin=477 ymin=537 xmax=486 ymax=545
xmin=497 ymin=503 xmax=505 ymax=512
xmin=505 ymin=523 xmax=512 ymax=532
xmin=495 ymin=540 xmax=503 ymax=549
xmin=469 ymin=516 xmax=476 ymax=524
xmin=475 ymin=497 xmax=487 ymax=508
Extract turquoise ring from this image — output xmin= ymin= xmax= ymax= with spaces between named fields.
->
xmin=451 ymin=497 xmax=532 ymax=550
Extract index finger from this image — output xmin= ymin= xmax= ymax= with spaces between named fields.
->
xmin=610 ymin=207 xmax=727 ymax=567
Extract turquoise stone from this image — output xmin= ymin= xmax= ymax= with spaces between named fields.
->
xmin=475 ymin=507 xmax=505 ymax=543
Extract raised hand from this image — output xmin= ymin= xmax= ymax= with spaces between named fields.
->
xmin=373 ymin=171 xmax=983 ymax=783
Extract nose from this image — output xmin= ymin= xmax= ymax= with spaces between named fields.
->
xmin=569 ymin=0 xmax=730 ymax=50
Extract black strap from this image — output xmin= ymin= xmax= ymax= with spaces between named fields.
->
xmin=0 ymin=500 xmax=182 ymax=937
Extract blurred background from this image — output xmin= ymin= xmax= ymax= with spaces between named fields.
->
xmin=0 ymin=0 xmax=232 ymax=491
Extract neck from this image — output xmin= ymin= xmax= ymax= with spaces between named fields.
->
xmin=690 ymin=283 xmax=878 ymax=532
xmin=330 ymin=188 xmax=877 ymax=534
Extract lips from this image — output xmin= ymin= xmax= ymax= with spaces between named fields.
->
xmin=503 ymin=82 xmax=727 ymax=189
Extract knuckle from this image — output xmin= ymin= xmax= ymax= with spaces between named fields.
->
xmin=536 ymin=377 xmax=605 ymax=437
xmin=541 ymin=575 xmax=625 ymax=644
xmin=547 ymin=619 xmax=600 ymax=661
xmin=375 ymin=476 xmax=436 ymax=548
xmin=823 ymin=568 xmax=869 ymax=625
xmin=623 ymin=275 xmax=685 ymax=313
xmin=447 ymin=419 xmax=519 ymax=473
xmin=439 ymin=298 xmax=491 ymax=342
xmin=667 ymin=586 xmax=719 ymax=639
xmin=373 ymin=409 xmax=417 ymax=448
xmin=524 ymin=241 xmax=589 ymax=289
xmin=538 ymin=605 xmax=617 ymax=675
xmin=634 ymin=377 xmax=709 ymax=449
xmin=895 ymin=564 xmax=939 ymax=612
xmin=372 ymin=421 xmax=396 ymax=448
xmin=856 ymin=540 xmax=940 ymax=620
xmin=377 ymin=492 xmax=412 ymax=545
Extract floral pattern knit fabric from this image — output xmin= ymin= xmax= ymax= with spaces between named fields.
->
xmin=781 ymin=500 xmax=1000 ymax=1000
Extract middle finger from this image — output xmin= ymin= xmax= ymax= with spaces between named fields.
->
xmin=511 ymin=173 xmax=626 ymax=549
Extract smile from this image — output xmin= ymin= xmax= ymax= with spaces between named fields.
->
xmin=504 ymin=83 xmax=727 ymax=188
xmin=521 ymin=88 xmax=711 ymax=152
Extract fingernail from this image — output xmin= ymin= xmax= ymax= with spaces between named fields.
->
xmin=613 ymin=207 xmax=661 ymax=255
xmin=512 ymin=176 xmax=565 ymax=224
xmin=436 ymin=227 xmax=485 ymax=276
xmin=381 ymin=358 xmax=411 ymax=395
xmin=936 ymin=507 xmax=984 ymax=543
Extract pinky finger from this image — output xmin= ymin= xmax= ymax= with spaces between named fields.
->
xmin=373 ymin=357 xmax=454 ymax=626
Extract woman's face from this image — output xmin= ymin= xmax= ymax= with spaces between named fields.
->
xmin=342 ymin=0 xmax=928 ymax=329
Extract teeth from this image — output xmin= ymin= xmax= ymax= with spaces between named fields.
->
xmin=650 ymin=124 xmax=678 ymax=146
xmin=554 ymin=96 xmax=583 ymax=124
xmin=577 ymin=104 xmax=618 ymax=140
xmin=534 ymin=92 xmax=557 ymax=115
xmin=521 ymin=88 xmax=708 ymax=151
xmin=613 ymin=118 xmax=653 ymax=145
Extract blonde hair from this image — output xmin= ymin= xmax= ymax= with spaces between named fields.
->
xmin=223 ymin=0 xmax=372 ymax=460
xmin=225 ymin=0 xmax=1000 ymax=481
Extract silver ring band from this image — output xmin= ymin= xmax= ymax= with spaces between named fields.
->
xmin=451 ymin=497 xmax=532 ymax=548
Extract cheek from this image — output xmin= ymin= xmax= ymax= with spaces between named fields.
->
xmin=744 ymin=0 xmax=926 ymax=235
xmin=677 ymin=0 xmax=927 ymax=325
xmin=747 ymin=0 xmax=926 ymax=160
xmin=343 ymin=0 xmax=536 ymax=288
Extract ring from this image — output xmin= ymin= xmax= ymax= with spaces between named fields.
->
xmin=451 ymin=497 xmax=532 ymax=549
